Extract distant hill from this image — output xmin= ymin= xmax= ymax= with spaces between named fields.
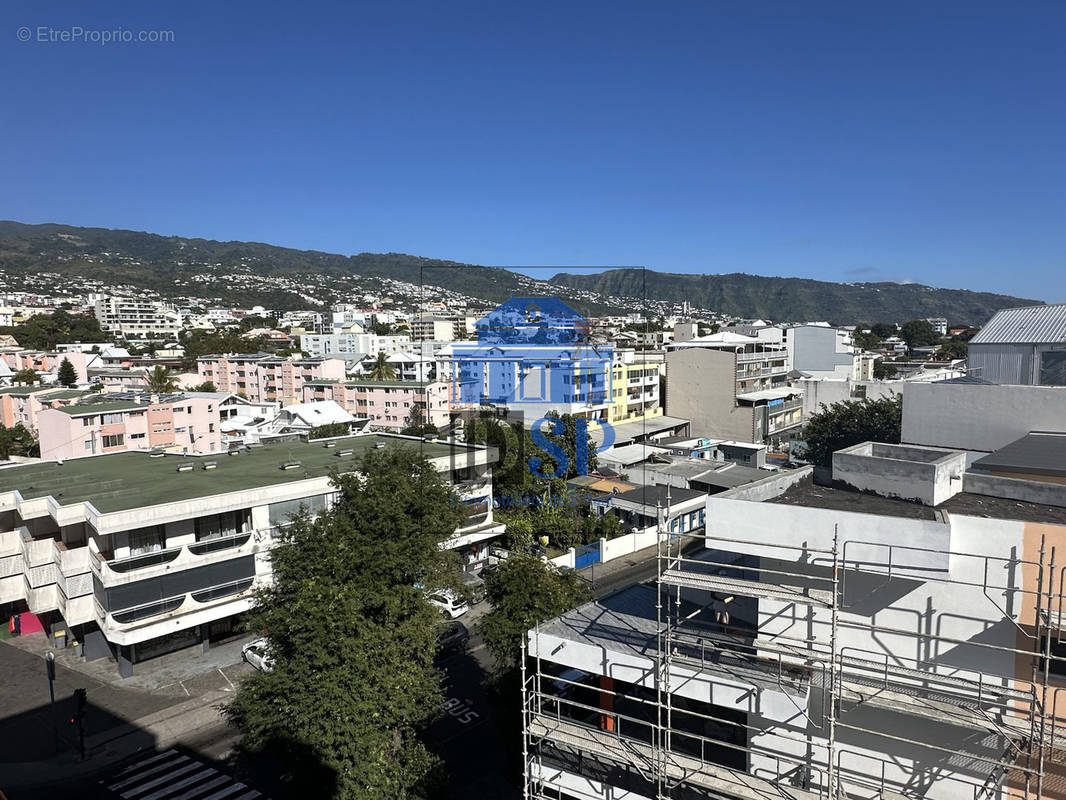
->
xmin=0 ymin=221 xmax=1041 ymax=324
xmin=549 ymin=268 xmax=1040 ymax=325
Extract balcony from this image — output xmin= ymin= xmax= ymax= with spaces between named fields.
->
xmin=94 ymin=576 xmax=256 ymax=633
xmin=90 ymin=531 xmax=260 ymax=588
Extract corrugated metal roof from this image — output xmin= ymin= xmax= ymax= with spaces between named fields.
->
xmin=971 ymin=304 xmax=1066 ymax=344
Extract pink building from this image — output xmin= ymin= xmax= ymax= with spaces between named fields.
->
xmin=37 ymin=393 xmax=225 ymax=460
xmin=0 ymin=385 xmax=86 ymax=431
xmin=0 ymin=350 xmax=89 ymax=384
xmin=197 ymin=354 xmax=345 ymax=406
xmin=301 ymin=379 xmax=450 ymax=430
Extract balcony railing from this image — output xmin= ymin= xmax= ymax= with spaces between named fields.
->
xmin=90 ymin=529 xmax=264 ymax=584
xmin=188 ymin=532 xmax=252 ymax=557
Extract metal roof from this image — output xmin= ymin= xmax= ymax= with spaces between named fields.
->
xmin=970 ymin=304 xmax=1065 ymax=344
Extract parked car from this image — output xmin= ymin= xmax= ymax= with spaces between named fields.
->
xmin=241 ymin=637 xmax=275 ymax=672
xmin=436 ymin=620 xmax=470 ymax=654
xmin=426 ymin=588 xmax=469 ymax=618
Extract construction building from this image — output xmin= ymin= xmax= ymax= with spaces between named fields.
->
xmin=522 ymin=435 xmax=1066 ymax=800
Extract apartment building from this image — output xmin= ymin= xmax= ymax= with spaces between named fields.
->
xmin=608 ymin=349 xmax=662 ymax=426
xmin=666 ymin=334 xmax=802 ymax=446
xmin=412 ymin=316 xmax=466 ymax=342
xmin=0 ymin=385 xmax=87 ymax=431
xmin=94 ymin=295 xmax=182 ymax=339
xmin=523 ymin=439 xmax=1066 ymax=800
xmin=299 ymin=331 xmax=412 ymax=357
xmin=0 ymin=433 xmax=503 ymax=676
xmin=37 ymin=393 xmax=226 ymax=460
xmin=0 ymin=350 xmax=90 ymax=385
xmin=784 ymin=323 xmax=865 ymax=380
xmin=196 ymin=354 xmax=346 ymax=406
xmin=302 ymin=378 xmax=450 ymax=430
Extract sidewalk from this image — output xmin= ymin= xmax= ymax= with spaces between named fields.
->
xmin=1 ymin=688 xmax=234 ymax=792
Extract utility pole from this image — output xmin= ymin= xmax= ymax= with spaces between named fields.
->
xmin=44 ymin=651 xmax=58 ymax=755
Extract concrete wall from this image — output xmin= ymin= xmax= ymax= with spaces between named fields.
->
xmin=902 ymin=382 xmax=1066 ymax=452
xmin=796 ymin=377 xmax=903 ymax=417
xmin=665 ymin=348 xmax=754 ymax=441
xmin=832 ymin=442 xmax=966 ymax=506
xmin=790 ymin=325 xmax=853 ymax=375
xmin=963 ymin=471 xmax=1066 ymax=508
xmin=968 ymin=342 xmax=1034 ymax=385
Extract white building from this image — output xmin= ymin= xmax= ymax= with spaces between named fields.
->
xmin=0 ymin=433 xmax=503 ymax=677
xmin=524 ymin=441 xmax=1066 ymax=800
xmin=94 ymin=295 xmax=182 ymax=339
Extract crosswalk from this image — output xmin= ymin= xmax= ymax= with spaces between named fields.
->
xmin=98 ymin=749 xmax=265 ymax=800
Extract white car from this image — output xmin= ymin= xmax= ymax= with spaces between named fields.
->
xmin=241 ymin=637 xmax=275 ymax=672
xmin=426 ymin=589 xmax=469 ymax=619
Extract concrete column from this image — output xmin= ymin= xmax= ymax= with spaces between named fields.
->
xmin=117 ymin=646 xmax=133 ymax=678
xmin=200 ymin=624 xmax=210 ymax=654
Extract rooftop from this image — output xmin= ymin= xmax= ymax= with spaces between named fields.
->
xmin=768 ymin=476 xmax=1066 ymax=525
xmin=614 ymin=484 xmax=705 ymax=508
xmin=971 ymin=431 xmax=1066 ymax=478
xmin=0 ymin=434 xmax=466 ymax=513
xmin=970 ymin=303 xmax=1065 ymax=345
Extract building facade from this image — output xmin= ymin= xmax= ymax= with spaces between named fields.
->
xmin=0 ymin=433 xmax=502 ymax=677
xmin=94 ymin=296 xmax=182 ymax=339
xmin=968 ymin=303 xmax=1066 ymax=386
xmin=302 ymin=378 xmax=451 ymax=430
xmin=196 ymin=354 xmax=346 ymax=406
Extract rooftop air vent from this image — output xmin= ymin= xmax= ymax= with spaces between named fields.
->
xmin=323 ymin=441 xmax=336 ymax=448
xmin=336 ymin=449 xmax=354 ymax=457
xmin=149 ymin=449 xmax=166 ymax=458
xmin=280 ymin=460 xmax=302 ymax=470
xmin=176 ymin=463 xmax=195 ymax=472
xmin=374 ymin=442 xmax=386 ymax=449
xmin=203 ymin=461 xmax=218 ymax=470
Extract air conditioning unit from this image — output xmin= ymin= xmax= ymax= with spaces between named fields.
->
xmin=336 ymin=449 xmax=354 ymax=457
xmin=203 ymin=461 xmax=218 ymax=470
xmin=176 ymin=463 xmax=195 ymax=472
xmin=280 ymin=461 xmax=301 ymax=470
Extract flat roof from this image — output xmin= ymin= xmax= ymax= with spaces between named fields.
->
xmin=614 ymin=484 xmax=705 ymax=507
xmin=768 ymin=476 xmax=1066 ymax=525
xmin=971 ymin=432 xmax=1066 ymax=478
xmin=736 ymin=388 xmax=800 ymax=402
xmin=0 ymin=434 xmax=469 ymax=513
xmin=56 ymin=401 xmax=145 ymax=416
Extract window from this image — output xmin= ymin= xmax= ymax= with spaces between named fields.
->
xmin=195 ymin=510 xmax=250 ymax=541
xmin=129 ymin=525 xmax=166 ymax=555
xmin=101 ymin=413 xmax=124 ymax=425
xmin=1039 ymin=351 xmax=1066 ymax=387
xmin=84 ymin=440 xmax=93 ymax=451
xmin=102 ymin=434 xmax=124 ymax=448
xmin=130 ymin=433 xmax=145 ymax=440
xmin=82 ymin=417 xmax=95 ymax=426
xmin=208 ymin=423 xmax=215 ymax=432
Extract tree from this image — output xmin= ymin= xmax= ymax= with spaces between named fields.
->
xmin=145 ymin=364 xmax=180 ymax=393
xmin=853 ymin=329 xmax=882 ymax=351
xmin=935 ymin=339 xmax=968 ymax=361
xmin=479 ymin=553 xmax=593 ymax=672
xmin=57 ymin=357 xmax=78 ymax=387
xmin=224 ymin=447 xmax=465 ymax=799
xmin=188 ymin=380 xmax=217 ymax=392
xmin=0 ymin=424 xmax=39 ymax=459
xmin=308 ymin=422 xmax=351 ymax=439
xmin=870 ymin=323 xmax=898 ymax=340
xmin=899 ymin=320 xmax=940 ymax=349
xmin=873 ymin=360 xmax=897 ymax=380
xmin=802 ymin=395 xmax=903 ymax=467
xmin=367 ymin=352 xmax=396 ymax=381
xmin=0 ymin=310 xmax=104 ymax=350
xmin=12 ymin=368 xmax=38 ymax=385
xmin=400 ymin=406 xmax=438 ymax=437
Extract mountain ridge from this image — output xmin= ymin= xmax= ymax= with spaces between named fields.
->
xmin=0 ymin=221 xmax=1041 ymax=324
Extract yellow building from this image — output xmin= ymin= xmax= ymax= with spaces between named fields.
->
xmin=607 ymin=353 xmax=662 ymax=426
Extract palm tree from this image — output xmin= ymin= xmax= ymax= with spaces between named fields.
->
xmin=145 ymin=364 xmax=180 ymax=394
xmin=367 ymin=352 xmax=396 ymax=381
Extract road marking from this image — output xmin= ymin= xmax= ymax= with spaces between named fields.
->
xmin=178 ymin=680 xmax=191 ymax=697
xmin=217 ymin=667 xmax=234 ymax=690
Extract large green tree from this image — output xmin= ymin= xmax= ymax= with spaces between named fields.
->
xmin=0 ymin=424 xmax=39 ymax=459
xmin=223 ymin=447 xmax=465 ymax=799
xmin=57 ymin=357 xmax=78 ymax=387
xmin=479 ymin=552 xmax=593 ymax=672
xmin=0 ymin=310 xmax=105 ymax=350
xmin=802 ymin=395 xmax=903 ymax=467
xmin=367 ymin=352 xmax=396 ymax=381
xmin=899 ymin=320 xmax=941 ymax=349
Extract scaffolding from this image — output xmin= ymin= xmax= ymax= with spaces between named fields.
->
xmin=523 ymin=514 xmax=1066 ymax=800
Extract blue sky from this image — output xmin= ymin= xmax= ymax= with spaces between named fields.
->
xmin=2 ymin=1 xmax=1064 ymax=300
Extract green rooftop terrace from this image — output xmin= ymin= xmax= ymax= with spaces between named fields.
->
xmin=0 ymin=434 xmax=470 ymax=514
